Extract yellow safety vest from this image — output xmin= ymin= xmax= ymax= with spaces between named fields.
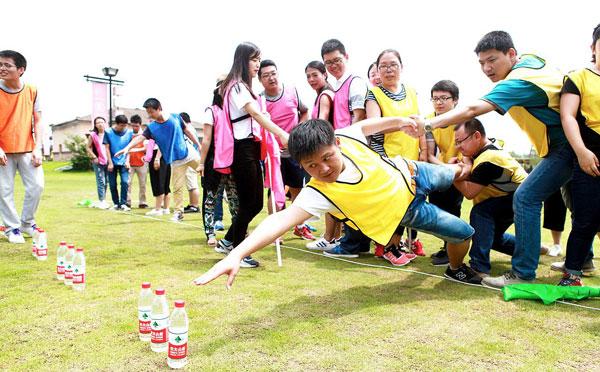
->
xmin=565 ymin=68 xmax=600 ymax=135
xmin=471 ymin=145 xmax=528 ymax=205
xmin=307 ymin=135 xmax=416 ymax=245
xmin=427 ymin=112 xmax=461 ymax=163
xmin=370 ymin=85 xmax=420 ymax=160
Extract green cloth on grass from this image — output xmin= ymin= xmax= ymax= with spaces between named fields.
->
xmin=502 ymin=284 xmax=600 ymax=305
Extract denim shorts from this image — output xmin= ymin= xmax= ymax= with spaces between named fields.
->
xmin=400 ymin=161 xmax=474 ymax=243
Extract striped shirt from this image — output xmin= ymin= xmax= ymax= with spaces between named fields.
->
xmin=366 ymin=85 xmax=408 ymax=156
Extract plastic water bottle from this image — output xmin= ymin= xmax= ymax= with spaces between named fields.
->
xmin=72 ymin=248 xmax=86 ymax=291
xmin=138 ymin=282 xmax=153 ymax=341
xmin=35 ymin=229 xmax=48 ymax=261
xmin=150 ymin=288 xmax=169 ymax=352
xmin=56 ymin=241 xmax=67 ymax=281
xmin=64 ymin=244 xmax=75 ymax=286
xmin=32 ymin=228 xmax=40 ymax=257
xmin=167 ymin=300 xmax=189 ymax=369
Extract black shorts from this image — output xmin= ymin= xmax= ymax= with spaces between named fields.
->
xmin=149 ymin=150 xmax=171 ymax=197
xmin=280 ymin=157 xmax=307 ymax=188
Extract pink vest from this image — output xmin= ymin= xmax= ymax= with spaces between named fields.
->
xmin=262 ymin=129 xmax=285 ymax=210
xmin=332 ymin=75 xmax=357 ymax=129
xmin=90 ymin=132 xmax=108 ymax=165
xmin=311 ymin=89 xmax=334 ymax=120
xmin=264 ymin=85 xmax=299 ymax=146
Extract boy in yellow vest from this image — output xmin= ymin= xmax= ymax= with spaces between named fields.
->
xmin=194 ymin=117 xmax=482 ymax=287
xmin=452 ymin=119 xmax=527 ymax=275
xmin=0 ymin=50 xmax=44 ymax=244
xmin=414 ymin=31 xmax=572 ymax=288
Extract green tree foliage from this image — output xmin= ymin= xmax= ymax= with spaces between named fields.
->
xmin=65 ymin=135 xmax=93 ymax=171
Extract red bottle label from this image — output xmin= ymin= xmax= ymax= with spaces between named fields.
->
xmin=73 ymin=273 xmax=85 ymax=284
xmin=57 ymin=265 xmax=65 ymax=275
xmin=37 ymin=249 xmax=47 ymax=257
xmin=65 ymin=270 xmax=73 ymax=280
xmin=139 ymin=320 xmax=151 ymax=334
xmin=151 ymin=328 xmax=167 ymax=343
xmin=168 ymin=343 xmax=188 ymax=359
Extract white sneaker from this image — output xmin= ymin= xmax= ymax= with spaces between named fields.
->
xmin=97 ymin=200 xmax=110 ymax=210
xmin=6 ymin=229 xmax=25 ymax=244
xmin=306 ymin=237 xmax=339 ymax=251
xmin=20 ymin=224 xmax=37 ymax=238
xmin=161 ymin=208 xmax=170 ymax=215
xmin=171 ymin=211 xmax=183 ymax=222
xmin=111 ymin=205 xmax=120 ymax=211
xmin=145 ymin=209 xmax=163 ymax=216
xmin=120 ymin=205 xmax=131 ymax=212
xmin=548 ymin=244 xmax=561 ymax=257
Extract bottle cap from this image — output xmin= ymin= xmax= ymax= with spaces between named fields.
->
xmin=141 ymin=282 xmax=151 ymax=289
xmin=76 ymin=247 xmax=83 ymax=252
xmin=174 ymin=300 xmax=185 ymax=308
xmin=155 ymin=288 xmax=165 ymax=295
xmin=68 ymin=244 xmax=75 ymax=249
xmin=60 ymin=241 xmax=66 ymax=245
xmin=38 ymin=229 xmax=45 ymax=233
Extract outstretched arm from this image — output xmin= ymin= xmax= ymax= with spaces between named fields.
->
xmin=114 ymin=135 xmax=145 ymax=158
xmin=355 ymin=116 xmax=418 ymax=137
xmin=193 ymin=205 xmax=312 ymax=288
xmin=244 ymin=102 xmax=289 ymax=147
xmin=413 ymin=100 xmax=496 ymax=134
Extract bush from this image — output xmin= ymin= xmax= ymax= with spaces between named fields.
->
xmin=65 ymin=135 xmax=93 ymax=171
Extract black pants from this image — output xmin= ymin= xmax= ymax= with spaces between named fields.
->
xmin=148 ymin=150 xmax=171 ymax=197
xmin=224 ymin=139 xmax=264 ymax=247
xmin=428 ymin=184 xmax=464 ymax=248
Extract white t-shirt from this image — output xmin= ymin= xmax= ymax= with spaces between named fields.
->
xmin=228 ymin=83 xmax=256 ymax=140
xmin=329 ymin=72 xmax=367 ymax=112
xmin=200 ymin=108 xmax=214 ymax=126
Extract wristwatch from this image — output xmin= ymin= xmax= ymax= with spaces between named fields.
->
xmin=424 ymin=121 xmax=433 ymax=133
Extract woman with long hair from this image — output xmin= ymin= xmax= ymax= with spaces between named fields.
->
xmin=86 ymin=116 xmax=109 ymax=209
xmin=214 ymin=42 xmax=289 ymax=268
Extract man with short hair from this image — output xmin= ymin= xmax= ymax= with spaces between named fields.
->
xmin=104 ymin=115 xmax=133 ymax=211
xmin=426 ymin=80 xmax=465 ymax=266
xmin=453 ymin=119 xmax=528 ymax=275
xmin=258 ymin=59 xmax=313 ymax=240
xmin=0 ymin=50 xmax=44 ymax=243
xmin=415 ymin=31 xmax=572 ymax=288
xmin=126 ymin=114 xmax=148 ymax=209
xmin=319 ymin=38 xmax=371 ymax=258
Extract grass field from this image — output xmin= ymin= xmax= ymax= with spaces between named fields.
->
xmin=1 ymin=162 xmax=599 ymax=371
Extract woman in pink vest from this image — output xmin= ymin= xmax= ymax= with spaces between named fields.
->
xmin=214 ymin=42 xmax=289 ymax=269
xmin=305 ymin=61 xmax=334 ymax=123
xmin=86 ymin=116 xmax=109 ymax=209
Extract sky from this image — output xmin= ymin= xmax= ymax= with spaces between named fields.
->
xmin=5 ymin=0 xmax=599 ymax=154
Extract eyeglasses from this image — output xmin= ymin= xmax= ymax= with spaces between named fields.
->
xmin=324 ymin=57 xmax=344 ymax=66
xmin=454 ymin=132 xmax=475 ymax=146
xmin=0 ymin=62 xmax=16 ymax=69
xmin=431 ymin=96 xmax=454 ymax=103
xmin=378 ymin=63 xmax=400 ymax=72
xmin=260 ymin=71 xmax=277 ymax=79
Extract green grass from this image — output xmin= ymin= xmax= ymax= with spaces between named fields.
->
xmin=1 ymin=162 xmax=599 ymax=371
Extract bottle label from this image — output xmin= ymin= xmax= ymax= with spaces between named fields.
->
xmin=168 ymin=330 xmax=188 ymax=359
xmin=64 ymin=268 xmax=73 ymax=280
xmin=138 ymin=309 xmax=151 ymax=334
xmin=57 ymin=264 xmax=65 ymax=275
xmin=150 ymin=316 xmax=168 ymax=343
xmin=37 ymin=248 xmax=47 ymax=257
xmin=73 ymin=273 xmax=85 ymax=284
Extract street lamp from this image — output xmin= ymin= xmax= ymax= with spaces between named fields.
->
xmin=102 ymin=67 xmax=119 ymax=126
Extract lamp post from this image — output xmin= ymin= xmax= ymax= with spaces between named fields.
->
xmin=102 ymin=67 xmax=119 ymax=125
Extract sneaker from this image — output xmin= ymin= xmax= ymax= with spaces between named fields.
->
xmin=6 ymin=228 xmax=25 ymax=244
xmin=214 ymin=220 xmax=225 ymax=231
xmin=431 ymin=248 xmax=449 ymax=266
xmin=171 ymin=211 xmax=183 ymax=222
xmin=305 ymin=223 xmax=317 ymax=232
xmin=383 ymin=249 xmax=411 ymax=266
xmin=323 ymin=246 xmax=359 ymax=258
xmin=239 ymin=256 xmax=259 ymax=268
xmin=558 ymin=272 xmax=583 ymax=286
xmin=405 ymin=238 xmax=425 ymax=256
xmin=125 ymin=203 xmax=131 ymax=208
xmin=111 ymin=205 xmax=120 ymax=211
xmin=145 ymin=208 xmax=163 ymax=216
xmin=207 ymin=235 xmax=217 ymax=247
xmin=547 ymin=244 xmax=562 ymax=257
xmin=293 ymin=225 xmax=315 ymax=240
xmin=481 ymin=271 xmax=534 ymax=289
xmin=162 ymin=208 xmax=170 ymax=215
xmin=138 ymin=203 xmax=148 ymax=209
xmin=214 ymin=240 xmax=233 ymax=255
xmin=120 ymin=204 xmax=131 ymax=212
xmin=307 ymin=237 xmax=338 ymax=251
xmin=97 ymin=200 xmax=110 ymax=210
xmin=20 ymin=224 xmax=38 ymax=238
xmin=550 ymin=260 xmax=596 ymax=276
xmin=540 ymin=245 xmax=549 ymax=256
xmin=374 ymin=243 xmax=385 ymax=258
xmin=388 ymin=244 xmax=417 ymax=261
xmin=183 ymin=205 xmax=200 ymax=213
xmin=444 ymin=264 xmax=483 ymax=285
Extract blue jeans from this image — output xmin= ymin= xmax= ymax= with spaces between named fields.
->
xmin=468 ymin=195 xmax=516 ymax=274
xmin=400 ymin=161 xmax=474 ymax=243
xmin=92 ymin=163 xmax=108 ymax=201
xmin=108 ymin=165 xmax=130 ymax=206
xmin=512 ymin=144 xmax=574 ymax=280
xmin=564 ymin=164 xmax=600 ymax=275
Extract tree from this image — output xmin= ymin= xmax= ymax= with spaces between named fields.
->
xmin=65 ymin=135 xmax=93 ymax=171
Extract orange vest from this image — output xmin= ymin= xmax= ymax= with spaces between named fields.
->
xmin=129 ymin=132 xmax=146 ymax=167
xmin=0 ymin=84 xmax=37 ymax=153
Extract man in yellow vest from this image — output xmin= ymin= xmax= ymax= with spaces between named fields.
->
xmin=452 ymin=119 xmax=527 ymax=276
xmin=194 ymin=117 xmax=483 ymax=287
xmin=0 ymin=50 xmax=44 ymax=244
xmin=414 ymin=31 xmax=572 ymax=288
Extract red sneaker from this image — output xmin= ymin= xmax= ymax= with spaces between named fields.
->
xmin=558 ymin=273 xmax=583 ymax=286
xmin=406 ymin=238 xmax=425 ymax=256
xmin=383 ymin=250 xmax=411 ymax=266
xmin=374 ymin=244 xmax=385 ymax=258
xmin=294 ymin=225 xmax=315 ymax=240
